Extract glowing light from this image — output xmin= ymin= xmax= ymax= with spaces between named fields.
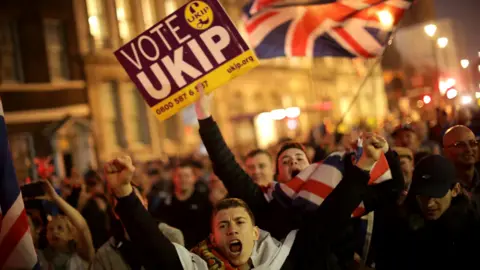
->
xmin=437 ymin=37 xmax=448 ymax=49
xmin=285 ymin=107 xmax=301 ymax=118
xmin=447 ymin=78 xmax=456 ymax=86
xmin=461 ymin=95 xmax=473 ymax=105
xmin=461 ymin=59 xmax=470 ymax=69
xmin=287 ymin=119 xmax=298 ymax=130
xmin=116 ymin=8 xmax=125 ymax=19
xmin=88 ymin=16 xmax=100 ymax=37
xmin=424 ymin=24 xmax=437 ymax=37
xmin=254 ymin=113 xmax=277 ymax=149
xmin=423 ymin=95 xmax=432 ymax=104
xmin=446 ymin=88 xmax=458 ymax=99
xmin=377 ymin=10 xmax=394 ymax=28
xmin=475 ymin=92 xmax=480 ymax=99
xmin=270 ymin=109 xmax=286 ymax=120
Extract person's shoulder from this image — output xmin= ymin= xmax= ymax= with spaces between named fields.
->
xmin=172 ymin=243 xmax=209 ymax=270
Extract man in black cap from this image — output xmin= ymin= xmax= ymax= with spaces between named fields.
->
xmin=408 ymin=155 xmax=461 ymax=220
xmin=375 ymin=155 xmax=480 ymax=270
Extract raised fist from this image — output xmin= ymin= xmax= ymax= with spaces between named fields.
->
xmin=356 ymin=133 xmax=388 ymax=171
xmin=104 ymin=156 xmax=135 ymax=197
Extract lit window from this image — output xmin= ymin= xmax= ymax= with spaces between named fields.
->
xmin=86 ymin=0 xmax=109 ymax=48
xmin=142 ymin=0 xmax=158 ymax=28
xmin=115 ymin=0 xmax=135 ymax=43
xmin=164 ymin=0 xmax=177 ymax=16
xmin=126 ymin=83 xmax=151 ymax=145
xmin=44 ymin=19 xmax=70 ymax=82
xmin=100 ymin=81 xmax=127 ymax=149
xmin=0 ymin=21 xmax=23 ymax=83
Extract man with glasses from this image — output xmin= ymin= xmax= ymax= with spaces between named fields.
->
xmin=443 ymin=125 xmax=480 ymax=212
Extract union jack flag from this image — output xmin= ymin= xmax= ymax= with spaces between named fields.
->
xmin=0 ymin=99 xmax=39 ymax=269
xmin=243 ymin=0 xmax=413 ymax=58
xmin=262 ymin=140 xmax=392 ymax=216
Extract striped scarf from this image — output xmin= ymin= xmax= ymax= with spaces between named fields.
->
xmin=263 ymin=144 xmax=391 ymax=217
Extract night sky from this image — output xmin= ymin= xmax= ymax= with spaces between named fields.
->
xmin=435 ymin=0 xmax=480 ymax=60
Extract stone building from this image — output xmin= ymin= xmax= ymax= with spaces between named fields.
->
xmin=1 ymin=0 xmax=389 ymax=180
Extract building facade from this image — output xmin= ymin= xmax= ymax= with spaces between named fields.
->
xmin=0 ymin=0 xmax=95 ymax=180
xmin=1 ymin=0 xmax=389 ymax=180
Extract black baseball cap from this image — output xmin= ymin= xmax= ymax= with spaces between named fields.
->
xmin=392 ymin=124 xmax=415 ymax=137
xmin=409 ymin=155 xmax=457 ymax=198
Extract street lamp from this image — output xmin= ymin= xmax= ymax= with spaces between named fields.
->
xmin=424 ymin=24 xmax=437 ymax=37
xmin=425 ymin=24 xmax=439 ymax=103
xmin=461 ymin=59 xmax=470 ymax=69
xmin=437 ymin=37 xmax=448 ymax=48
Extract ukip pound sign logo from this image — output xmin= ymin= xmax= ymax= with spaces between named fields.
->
xmin=185 ymin=1 xmax=214 ymax=30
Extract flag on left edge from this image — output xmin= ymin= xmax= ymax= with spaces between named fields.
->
xmin=0 ymin=98 xmax=40 ymax=269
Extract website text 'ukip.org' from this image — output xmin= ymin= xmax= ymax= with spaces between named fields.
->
xmin=226 ymin=55 xmax=255 ymax=74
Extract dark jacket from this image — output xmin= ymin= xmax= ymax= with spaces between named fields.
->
xmin=113 ymin=153 xmax=375 ymax=269
xmin=374 ymin=195 xmax=480 ymax=270
xmin=198 ymin=117 xmax=403 ymax=239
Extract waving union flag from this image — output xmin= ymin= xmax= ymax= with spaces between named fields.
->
xmin=243 ymin=0 xmax=413 ymax=59
xmin=0 ymin=99 xmax=39 ymax=269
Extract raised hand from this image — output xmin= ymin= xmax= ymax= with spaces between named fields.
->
xmin=356 ymin=133 xmax=388 ymax=171
xmin=104 ymin=156 xmax=135 ymax=198
xmin=194 ymin=83 xmax=213 ymax=120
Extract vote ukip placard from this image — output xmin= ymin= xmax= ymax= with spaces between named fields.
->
xmin=114 ymin=0 xmax=260 ymax=121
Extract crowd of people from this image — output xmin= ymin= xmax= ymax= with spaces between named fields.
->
xmin=21 ymin=84 xmax=480 ymax=269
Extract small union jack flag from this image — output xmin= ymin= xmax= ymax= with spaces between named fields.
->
xmin=243 ymin=0 xmax=413 ymax=59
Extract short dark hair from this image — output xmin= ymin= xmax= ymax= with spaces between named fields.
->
xmin=212 ymin=198 xmax=255 ymax=226
xmin=245 ymin=149 xmax=272 ymax=161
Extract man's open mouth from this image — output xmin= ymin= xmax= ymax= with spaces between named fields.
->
xmin=228 ymin=240 xmax=242 ymax=255
xmin=291 ymin=169 xmax=301 ymax=178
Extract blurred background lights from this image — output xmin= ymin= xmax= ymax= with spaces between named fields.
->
xmin=446 ymin=88 xmax=458 ymax=99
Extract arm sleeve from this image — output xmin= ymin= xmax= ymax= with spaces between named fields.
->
xmin=290 ymin=154 xmax=371 ymax=267
xmin=114 ymin=191 xmax=184 ymax=270
xmin=362 ymin=150 xmax=405 ymax=213
xmin=198 ymin=117 xmax=268 ymax=213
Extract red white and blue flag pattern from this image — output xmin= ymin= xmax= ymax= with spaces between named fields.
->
xmin=0 ymin=99 xmax=39 ymax=269
xmin=243 ymin=0 xmax=413 ymax=59
xmin=263 ymin=140 xmax=392 ymax=216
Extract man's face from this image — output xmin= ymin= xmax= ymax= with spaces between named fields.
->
xmin=245 ymin=153 xmax=274 ymax=186
xmin=394 ymin=131 xmax=418 ymax=152
xmin=416 ymin=183 xmax=460 ymax=220
xmin=212 ymin=207 xmax=259 ymax=267
xmin=277 ymin=148 xmax=309 ymax=183
xmin=399 ymin=157 xmax=414 ymax=189
xmin=444 ymin=130 xmax=478 ymax=167
xmin=173 ymin=166 xmax=196 ymax=192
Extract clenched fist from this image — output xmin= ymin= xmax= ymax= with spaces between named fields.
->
xmin=104 ymin=156 xmax=135 ymax=198
xmin=356 ymin=133 xmax=388 ymax=171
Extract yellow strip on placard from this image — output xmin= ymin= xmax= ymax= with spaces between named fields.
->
xmin=150 ymin=49 xmax=259 ymax=121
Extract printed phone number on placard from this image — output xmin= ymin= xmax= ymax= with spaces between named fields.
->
xmin=155 ymin=80 xmax=208 ymax=116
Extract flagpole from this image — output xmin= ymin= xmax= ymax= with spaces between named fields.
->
xmin=334 ymin=57 xmax=383 ymax=132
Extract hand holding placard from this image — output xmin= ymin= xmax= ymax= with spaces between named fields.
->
xmin=194 ymin=83 xmax=213 ymax=120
